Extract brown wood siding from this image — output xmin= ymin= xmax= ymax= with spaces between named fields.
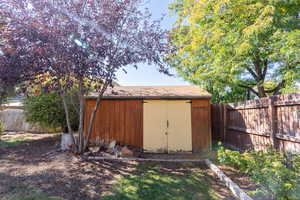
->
xmin=84 ymin=99 xmax=143 ymax=148
xmin=191 ymin=99 xmax=212 ymax=152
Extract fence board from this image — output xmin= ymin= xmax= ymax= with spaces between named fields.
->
xmin=212 ymin=93 xmax=300 ymax=153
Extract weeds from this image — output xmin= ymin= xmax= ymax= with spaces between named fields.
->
xmin=217 ymin=143 xmax=300 ymax=200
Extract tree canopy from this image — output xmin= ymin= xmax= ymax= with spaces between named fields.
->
xmin=168 ymin=0 xmax=300 ymax=102
xmin=0 ymin=17 xmax=24 ymax=104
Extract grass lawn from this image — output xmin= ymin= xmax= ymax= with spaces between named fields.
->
xmin=0 ymin=137 xmax=27 ymax=147
xmin=102 ymin=162 xmax=220 ymax=200
xmin=0 ymin=133 xmax=57 ymax=147
xmin=1 ymin=186 xmax=63 ymax=200
xmin=0 ymin=140 xmax=25 ymax=147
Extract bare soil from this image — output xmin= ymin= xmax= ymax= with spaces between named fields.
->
xmin=0 ymin=133 xmax=237 ymax=200
xmin=218 ymin=165 xmax=273 ymax=200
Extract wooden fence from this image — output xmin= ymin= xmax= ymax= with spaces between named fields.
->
xmin=212 ymin=93 xmax=300 ymax=153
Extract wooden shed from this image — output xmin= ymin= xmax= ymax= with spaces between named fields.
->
xmin=84 ymin=86 xmax=212 ymax=153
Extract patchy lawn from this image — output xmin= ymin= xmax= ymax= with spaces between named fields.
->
xmin=1 ymin=186 xmax=63 ymax=200
xmin=0 ymin=139 xmax=25 ymax=147
xmin=0 ymin=133 xmax=236 ymax=200
xmin=0 ymin=132 xmax=58 ymax=147
xmin=103 ymin=162 xmax=222 ymax=200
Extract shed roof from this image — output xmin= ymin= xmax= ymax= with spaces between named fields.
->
xmin=86 ymin=86 xmax=211 ymax=100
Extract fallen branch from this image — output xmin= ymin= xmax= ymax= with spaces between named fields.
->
xmin=205 ymin=159 xmax=253 ymax=200
xmin=86 ymin=156 xmax=205 ymax=163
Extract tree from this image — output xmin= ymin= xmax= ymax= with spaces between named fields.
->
xmin=1 ymin=0 xmax=170 ymax=153
xmin=0 ymin=18 xmax=23 ymax=105
xmin=168 ymin=0 xmax=300 ymax=100
xmin=205 ymin=81 xmax=249 ymax=104
xmin=0 ymin=51 xmax=30 ymax=105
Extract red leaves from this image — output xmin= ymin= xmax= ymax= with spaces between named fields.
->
xmin=0 ymin=0 xmax=170 ymax=93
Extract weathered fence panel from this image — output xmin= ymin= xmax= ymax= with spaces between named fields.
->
xmin=0 ymin=104 xmax=54 ymax=133
xmin=212 ymin=93 xmax=300 ymax=153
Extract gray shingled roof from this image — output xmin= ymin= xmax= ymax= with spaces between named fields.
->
xmin=86 ymin=86 xmax=211 ymax=100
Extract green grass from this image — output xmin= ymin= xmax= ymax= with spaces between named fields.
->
xmin=102 ymin=163 xmax=219 ymax=200
xmin=0 ymin=134 xmax=34 ymax=147
xmin=0 ymin=139 xmax=26 ymax=147
xmin=1 ymin=186 xmax=63 ymax=200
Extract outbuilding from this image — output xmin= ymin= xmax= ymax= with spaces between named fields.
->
xmin=84 ymin=86 xmax=212 ymax=153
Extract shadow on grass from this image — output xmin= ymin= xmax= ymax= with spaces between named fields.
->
xmin=0 ymin=159 xmax=138 ymax=200
xmin=1 ymin=186 xmax=63 ymax=200
xmin=102 ymin=162 xmax=219 ymax=200
xmin=0 ymin=136 xmax=232 ymax=200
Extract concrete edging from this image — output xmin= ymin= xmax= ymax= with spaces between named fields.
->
xmin=87 ymin=156 xmax=205 ymax=163
xmin=204 ymin=159 xmax=253 ymax=200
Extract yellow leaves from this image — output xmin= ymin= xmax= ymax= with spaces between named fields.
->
xmin=181 ymin=57 xmax=192 ymax=66
xmin=261 ymin=5 xmax=275 ymax=16
xmin=242 ymin=4 xmax=275 ymax=37
xmin=284 ymin=183 xmax=293 ymax=190
xmin=242 ymin=16 xmax=273 ymax=37
xmin=263 ymin=81 xmax=278 ymax=91
xmin=272 ymin=161 xmax=282 ymax=168
xmin=210 ymin=28 xmax=224 ymax=42
xmin=236 ymin=42 xmax=252 ymax=55
xmin=188 ymin=3 xmax=205 ymax=24
xmin=213 ymin=0 xmax=228 ymax=16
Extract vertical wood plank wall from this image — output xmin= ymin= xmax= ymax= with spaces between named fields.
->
xmin=212 ymin=93 xmax=300 ymax=153
xmin=84 ymin=99 xmax=143 ymax=148
xmin=191 ymin=100 xmax=212 ymax=152
xmin=85 ymin=98 xmax=212 ymax=152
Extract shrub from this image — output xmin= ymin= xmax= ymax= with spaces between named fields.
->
xmin=217 ymin=143 xmax=300 ymax=200
xmin=291 ymin=155 xmax=300 ymax=174
xmin=0 ymin=120 xmax=4 ymax=142
xmin=0 ymin=120 xmax=4 ymax=133
xmin=24 ymin=92 xmax=78 ymax=132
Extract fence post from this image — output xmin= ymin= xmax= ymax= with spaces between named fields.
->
xmin=223 ymin=104 xmax=227 ymax=144
xmin=268 ymin=97 xmax=277 ymax=149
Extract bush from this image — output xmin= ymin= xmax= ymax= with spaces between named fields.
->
xmin=0 ymin=120 xmax=4 ymax=133
xmin=217 ymin=143 xmax=300 ymax=200
xmin=0 ymin=120 xmax=4 ymax=142
xmin=24 ymin=92 xmax=78 ymax=132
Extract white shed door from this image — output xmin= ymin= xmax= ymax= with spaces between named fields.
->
xmin=143 ymin=100 xmax=192 ymax=152
xmin=167 ymin=101 xmax=192 ymax=152
xmin=143 ymin=100 xmax=168 ymax=152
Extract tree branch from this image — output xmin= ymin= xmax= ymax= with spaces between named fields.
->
xmin=265 ymin=80 xmax=286 ymax=95
xmin=238 ymin=84 xmax=259 ymax=96
xmin=262 ymin=59 xmax=268 ymax=80
xmin=246 ymin=67 xmax=259 ymax=82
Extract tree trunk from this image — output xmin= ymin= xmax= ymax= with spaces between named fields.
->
xmin=0 ymin=85 xmax=8 ymax=106
xmin=246 ymin=89 xmax=251 ymax=100
xmin=83 ymin=82 xmax=109 ymax=152
xmin=61 ymin=93 xmax=76 ymax=146
xmin=77 ymin=78 xmax=85 ymax=153
xmin=257 ymin=85 xmax=267 ymax=98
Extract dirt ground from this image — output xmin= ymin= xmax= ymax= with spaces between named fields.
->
xmin=218 ymin=165 xmax=273 ymax=200
xmin=0 ymin=133 xmax=237 ymax=200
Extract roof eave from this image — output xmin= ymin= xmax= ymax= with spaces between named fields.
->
xmin=85 ymin=95 xmax=212 ymax=100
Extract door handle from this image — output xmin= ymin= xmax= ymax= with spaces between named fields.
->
xmin=165 ymin=132 xmax=168 ymax=135
xmin=167 ymin=120 xmax=169 ymax=128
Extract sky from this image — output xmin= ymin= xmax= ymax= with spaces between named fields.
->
xmin=116 ymin=0 xmax=190 ymax=86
